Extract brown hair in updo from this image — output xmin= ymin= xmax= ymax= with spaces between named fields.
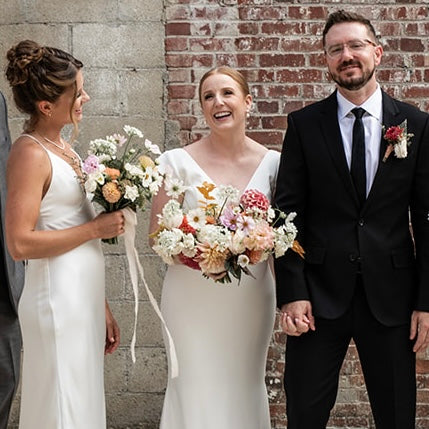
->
xmin=198 ymin=66 xmax=250 ymax=104
xmin=5 ymin=40 xmax=83 ymax=134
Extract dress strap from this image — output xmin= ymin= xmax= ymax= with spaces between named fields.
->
xmin=20 ymin=133 xmax=49 ymax=153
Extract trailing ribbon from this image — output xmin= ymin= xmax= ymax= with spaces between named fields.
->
xmin=122 ymin=207 xmax=179 ymax=378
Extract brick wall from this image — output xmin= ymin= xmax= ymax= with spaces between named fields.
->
xmin=164 ymin=1 xmax=429 ymax=428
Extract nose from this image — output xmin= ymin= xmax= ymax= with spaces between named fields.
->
xmin=213 ymin=94 xmax=224 ymax=106
xmin=82 ymin=90 xmax=90 ymax=103
xmin=340 ymin=44 xmax=354 ymax=60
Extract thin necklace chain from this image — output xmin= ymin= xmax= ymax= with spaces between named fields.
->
xmin=43 ymin=135 xmax=66 ymax=150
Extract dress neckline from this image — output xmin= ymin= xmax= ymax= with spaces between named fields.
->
xmin=178 ymin=148 xmax=274 ymax=194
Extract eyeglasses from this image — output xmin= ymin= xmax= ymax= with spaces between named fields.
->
xmin=325 ymin=39 xmax=377 ymax=59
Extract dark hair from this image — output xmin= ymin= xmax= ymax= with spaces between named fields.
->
xmin=322 ymin=10 xmax=377 ymax=47
xmin=5 ymin=40 xmax=83 ymax=133
xmin=198 ymin=67 xmax=250 ymax=104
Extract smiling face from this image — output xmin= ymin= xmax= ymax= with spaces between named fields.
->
xmin=51 ymin=70 xmax=90 ymax=126
xmin=325 ymin=22 xmax=383 ymax=94
xmin=200 ymin=72 xmax=252 ymax=132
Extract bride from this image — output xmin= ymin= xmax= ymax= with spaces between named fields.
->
xmin=150 ymin=66 xmax=280 ymax=429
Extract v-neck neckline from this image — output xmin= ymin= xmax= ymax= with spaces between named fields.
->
xmin=179 ymin=148 xmax=272 ymax=194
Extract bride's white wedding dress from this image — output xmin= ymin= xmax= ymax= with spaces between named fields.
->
xmin=158 ymin=148 xmax=280 ymax=429
xmin=18 ymin=136 xmax=106 ymax=429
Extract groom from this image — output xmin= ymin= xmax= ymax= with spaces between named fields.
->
xmin=275 ymin=10 xmax=429 ymax=428
xmin=0 ymin=91 xmax=24 ymax=429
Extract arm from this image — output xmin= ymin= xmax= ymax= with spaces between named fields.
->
xmin=5 ymin=137 xmax=124 ymax=261
xmin=274 ymin=114 xmax=314 ymax=334
xmin=105 ymin=300 xmax=120 ymax=355
xmin=410 ymin=114 xmax=429 ymax=352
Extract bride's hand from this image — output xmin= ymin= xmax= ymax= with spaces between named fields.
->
xmin=92 ymin=211 xmax=125 ymax=240
xmin=105 ymin=300 xmax=120 ymax=355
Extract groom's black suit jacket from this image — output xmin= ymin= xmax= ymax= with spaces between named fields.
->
xmin=274 ymin=90 xmax=429 ymax=327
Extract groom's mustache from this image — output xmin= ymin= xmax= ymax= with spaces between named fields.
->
xmin=337 ymin=59 xmax=362 ymax=72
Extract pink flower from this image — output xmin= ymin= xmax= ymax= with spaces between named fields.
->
xmin=244 ymin=221 xmax=274 ymax=251
xmin=197 ymin=243 xmax=229 ymax=275
xmin=240 ymin=189 xmax=270 ymax=212
xmin=219 ymin=206 xmax=239 ymax=230
xmin=83 ymin=154 xmax=100 ymax=174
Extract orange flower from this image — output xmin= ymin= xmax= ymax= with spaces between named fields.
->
xmin=197 ymin=181 xmax=216 ymax=200
xmin=197 ymin=243 xmax=228 ymax=275
xmin=104 ymin=167 xmax=121 ymax=180
xmin=102 ymin=182 xmax=122 ymax=203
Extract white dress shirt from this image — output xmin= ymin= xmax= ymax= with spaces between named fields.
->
xmin=337 ymin=86 xmax=383 ymax=197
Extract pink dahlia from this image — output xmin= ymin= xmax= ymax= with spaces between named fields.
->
xmin=240 ymin=189 xmax=270 ymax=212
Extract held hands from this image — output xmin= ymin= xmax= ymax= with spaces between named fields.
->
xmin=92 ymin=210 xmax=125 ymax=240
xmin=105 ymin=301 xmax=120 ymax=355
xmin=410 ymin=310 xmax=429 ymax=353
xmin=280 ymin=300 xmax=316 ymax=336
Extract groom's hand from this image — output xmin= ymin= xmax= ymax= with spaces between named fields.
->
xmin=410 ymin=310 xmax=429 ymax=353
xmin=280 ymin=300 xmax=315 ymax=336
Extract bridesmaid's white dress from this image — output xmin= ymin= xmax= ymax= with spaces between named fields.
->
xmin=18 ymin=136 xmax=106 ymax=429
xmin=158 ymin=148 xmax=280 ymax=429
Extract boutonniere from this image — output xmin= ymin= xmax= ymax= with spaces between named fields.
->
xmin=382 ymin=119 xmax=414 ymax=162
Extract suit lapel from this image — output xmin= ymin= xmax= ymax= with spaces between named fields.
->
xmin=363 ymin=92 xmax=400 ymax=212
xmin=320 ymin=92 xmax=360 ymax=207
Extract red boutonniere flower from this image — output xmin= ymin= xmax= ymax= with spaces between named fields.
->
xmin=382 ymin=119 xmax=414 ymax=162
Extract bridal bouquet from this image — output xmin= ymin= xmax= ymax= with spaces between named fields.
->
xmin=151 ymin=180 xmax=302 ymax=283
xmin=82 ymin=125 xmax=163 ymax=244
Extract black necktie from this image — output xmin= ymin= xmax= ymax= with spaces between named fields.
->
xmin=351 ymin=107 xmax=366 ymax=207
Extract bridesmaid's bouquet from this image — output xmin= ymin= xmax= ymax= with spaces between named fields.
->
xmin=82 ymin=125 xmax=163 ymax=244
xmin=151 ymin=180 xmax=303 ymax=283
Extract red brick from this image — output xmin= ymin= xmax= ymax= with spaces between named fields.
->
xmin=168 ymin=84 xmax=196 ymax=99
xmin=257 ymin=101 xmax=279 ymax=114
xmin=400 ymin=38 xmax=425 ymax=52
xmin=260 ymin=53 xmax=305 ymax=67
xmin=166 ymin=22 xmax=191 ymax=36
xmin=277 ymin=69 xmax=323 ymax=83
xmin=288 ymin=6 xmax=327 ymax=20
xmin=238 ymin=22 xmax=259 ymax=35
xmin=165 ymin=37 xmax=188 ymax=52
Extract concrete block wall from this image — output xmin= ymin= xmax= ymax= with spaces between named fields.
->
xmin=0 ymin=1 xmax=167 ymax=428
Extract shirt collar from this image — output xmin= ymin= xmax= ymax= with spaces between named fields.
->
xmin=337 ymin=85 xmax=382 ymax=122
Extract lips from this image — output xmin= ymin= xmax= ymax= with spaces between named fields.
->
xmin=338 ymin=61 xmax=361 ymax=72
xmin=213 ymin=111 xmax=231 ymax=119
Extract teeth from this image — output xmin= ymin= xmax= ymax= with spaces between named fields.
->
xmin=214 ymin=112 xmax=231 ymax=119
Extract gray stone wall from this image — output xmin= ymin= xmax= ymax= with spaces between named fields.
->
xmin=0 ymin=1 xmax=168 ymax=428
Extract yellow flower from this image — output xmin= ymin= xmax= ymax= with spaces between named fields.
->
xmin=102 ymin=182 xmax=122 ymax=203
xmin=139 ymin=155 xmax=155 ymax=169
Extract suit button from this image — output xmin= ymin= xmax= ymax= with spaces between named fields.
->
xmin=358 ymin=219 xmax=364 ymax=227
xmin=349 ymin=253 xmax=357 ymax=262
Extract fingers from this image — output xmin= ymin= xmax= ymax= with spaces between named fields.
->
xmin=280 ymin=312 xmax=311 ymax=336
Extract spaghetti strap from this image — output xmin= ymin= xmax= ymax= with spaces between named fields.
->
xmin=20 ymin=133 xmax=49 ymax=153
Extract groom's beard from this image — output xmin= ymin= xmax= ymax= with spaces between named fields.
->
xmin=329 ymin=60 xmax=376 ymax=91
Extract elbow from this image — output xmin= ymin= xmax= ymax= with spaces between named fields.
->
xmin=6 ymin=238 xmax=28 ymax=261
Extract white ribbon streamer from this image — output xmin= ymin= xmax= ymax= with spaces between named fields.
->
xmin=122 ymin=207 xmax=179 ymax=378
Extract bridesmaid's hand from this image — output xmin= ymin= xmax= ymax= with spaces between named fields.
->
xmin=105 ymin=300 xmax=120 ymax=355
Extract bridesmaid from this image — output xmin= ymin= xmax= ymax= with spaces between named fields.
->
xmin=150 ymin=67 xmax=280 ymax=429
xmin=5 ymin=40 xmax=123 ymax=428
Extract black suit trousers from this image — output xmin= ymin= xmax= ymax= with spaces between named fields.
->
xmin=284 ymin=277 xmax=416 ymax=429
